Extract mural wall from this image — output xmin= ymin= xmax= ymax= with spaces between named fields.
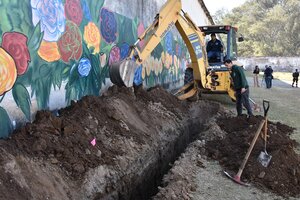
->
xmin=0 ymin=0 xmax=192 ymax=138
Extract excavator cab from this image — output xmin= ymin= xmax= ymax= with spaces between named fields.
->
xmin=199 ymin=25 xmax=243 ymax=67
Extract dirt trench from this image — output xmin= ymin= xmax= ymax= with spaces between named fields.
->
xmin=0 ymin=86 xmax=221 ymax=200
xmin=1 ymin=85 xmax=300 ymax=200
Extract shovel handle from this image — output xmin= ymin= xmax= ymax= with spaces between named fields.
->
xmin=237 ymin=120 xmax=266 ymax=177
xmin=263 ymin=100 xmax=270 ymax=117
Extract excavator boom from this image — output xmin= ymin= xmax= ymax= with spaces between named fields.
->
xmin=109 ymin=0 xmax=237 ymax=101
xmin=110 ymin=0 xmax=207 ymax=88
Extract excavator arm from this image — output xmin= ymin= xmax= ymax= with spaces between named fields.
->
xmin=110 ymin=0 xmax=207 ymax=88
xmin=109 ymin=0 xmax=235 ymax=100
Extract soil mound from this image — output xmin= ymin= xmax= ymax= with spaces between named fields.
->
xmin=4 ymin=86 xmax=187 ymax=179
xmin=1 ymin=85 xmax=196 ymax=199
xmin=206 ymin=115 xmax=300 ymax=197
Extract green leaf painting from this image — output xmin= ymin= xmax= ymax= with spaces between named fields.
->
xmin=0 ymin=106 xmax=13 ymax=138
xmin=12 ymin=83 xmax=31 ymax=120
xmin=28 ymin=22 xmax=43 ymax=54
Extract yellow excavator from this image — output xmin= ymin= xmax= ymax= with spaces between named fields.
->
xmin=109 ymin=0 xmax=243 ymax=101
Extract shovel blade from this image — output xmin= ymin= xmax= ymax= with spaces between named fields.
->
xmin=258 ymin=151 xmax=272 ymax=167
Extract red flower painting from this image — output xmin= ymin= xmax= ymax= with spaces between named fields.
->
xmin=1 ymin=32 xmax=30 ymax=75
xmin=65 ymin=0 xmax=83 ymax=26
xmin=57 ymin=21 xmax=83 ymax=63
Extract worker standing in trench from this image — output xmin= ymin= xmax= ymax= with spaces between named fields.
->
xmin=224 ymin=59 xmax=253 ymax=118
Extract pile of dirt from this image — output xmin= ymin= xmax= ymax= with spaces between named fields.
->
xmin=206 ymin=115 xmax=300 ymax=198
xmin=2 ymin=84 xmax=299 ymax=199
xmin=1 ymin=85 xmax=198 ymax=199
xmin=3 ymin=86 xmax=187 ymax=179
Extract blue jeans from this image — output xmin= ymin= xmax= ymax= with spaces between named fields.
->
xmin=265 ymin=76 xmax=272 ymax=88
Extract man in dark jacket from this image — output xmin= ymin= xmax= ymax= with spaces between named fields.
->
xmin=264 ymin=66 xmax=273 ymax=88
xmin=224 ymin=59 xmax=253 ymax=117
xmin=292 ymin=69 xmax=299 ymax=87
xmin=206 ymin=33 xmax=223 ymax=62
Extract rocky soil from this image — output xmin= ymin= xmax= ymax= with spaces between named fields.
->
xmin=0 ymin=86 xmax=299 ymax=200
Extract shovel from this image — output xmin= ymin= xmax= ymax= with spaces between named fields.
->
xmin=249 ymin=97 xmax=261 ymax=112
xmin=257 ymin=100 xmax=272 ymax=167
xmin=224 ymin=119 xmax=266 ymax=186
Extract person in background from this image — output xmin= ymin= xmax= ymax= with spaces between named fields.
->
xmin=206 ymin=33 xmax=223 ymax=62
xmin=224 ymin=59 xmax=253 ymax=118
xmin=264 ymin=66 xmax=273 ymax=89
xmin=253 ymin=65 xmax=260 ymax=87
xmin=292 ymin=69 xmax=299 ymax=87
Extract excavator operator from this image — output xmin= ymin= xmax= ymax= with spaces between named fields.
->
xmin=206 ymin=33 xmax=223 ymax=63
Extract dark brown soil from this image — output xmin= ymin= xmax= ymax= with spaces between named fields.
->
xmin=3 ymin=86 xmax=187 ymax=180
xmin=206 ymin=114 xmax=300 ymax=198
xmin=0 ymin=85 xmax=191 ymax=199
xmin=1 ymin=84 xmax=300 ymax=199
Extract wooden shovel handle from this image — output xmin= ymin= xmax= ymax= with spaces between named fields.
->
xmin=237 ymin=119 xmax=266 ymax=177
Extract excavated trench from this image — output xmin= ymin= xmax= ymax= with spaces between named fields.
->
xmin=92 ymin=102 xmax=219 ymax=200
xmin=0 ymin=86 xmax=222 ymax=200
xmin=123 ymin=121 xmax=206 ymax=200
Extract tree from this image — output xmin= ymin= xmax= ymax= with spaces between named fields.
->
xmin=214 ymin=0 xmax=300 ymax=56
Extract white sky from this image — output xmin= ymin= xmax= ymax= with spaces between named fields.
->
xmin=202 ymin=0 xmax=247 ymax=15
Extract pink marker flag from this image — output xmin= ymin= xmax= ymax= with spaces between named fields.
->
xmin=90 ymin=138 xmax=96 ymax=146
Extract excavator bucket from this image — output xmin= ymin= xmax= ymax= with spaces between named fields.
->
xmin=109 ymin=59 xmax=139 ymax=87
xmin=177 ymin=87 xmax=198 ymax=100
xmin=173 ymin=81 xmax=194 ymax=95
xmin=174 ymin=81 xmax=198 ymax=100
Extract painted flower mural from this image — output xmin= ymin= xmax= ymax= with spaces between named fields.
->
xmin=137 ymin=22 xmax=146 ymax=49
xmin=133 ymin=66 xmax=143 ymax=86
xmin=161 ymin=52 xmax=166 ymax=66
xmin=58 ymin=21 xmax=83 ymax=63
xmin=0 ymin=0 xmax=188 ymax=138
xmin=176 ymin=44 xmax=181 ymax=58
xmin=65 ymin=0 xmax=83 ymax=26
xmin=165 ymin=31 xmax=173 ymax=55
xmin=119 ymin=43 xmax=130 ymax=60
xmin=0 ymin=48 xmax=17 ymax=95
xmin=38 ymin=40 xmax=61 ymax=62
xmin=81 ymin=0 xmax=92 ymax=21
xmin=84 ymin=22 xmax=101 ymax=54
xmin=78 ymin=58 xmax=91 ymax=77
xmin=31 ymin=0 xmax=66 ymax=42
xmin=108 ymin=46 xmax=120 ymax=65
xmin=100 ymin=8 xmax=117 ymax=44
xmin=1 ymin=32 xmax=31 ymax=75
xmin=100 ymin=53 xmax=107 ymax=68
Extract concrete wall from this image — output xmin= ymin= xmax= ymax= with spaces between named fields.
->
xmin=239 ymin=57 xmax=300 ymax=72
xmin=0 ymin=0 xmax=212 ymax=138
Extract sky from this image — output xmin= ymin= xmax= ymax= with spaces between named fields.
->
xmin=202 ymin=0 xmax=247 ymax=15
